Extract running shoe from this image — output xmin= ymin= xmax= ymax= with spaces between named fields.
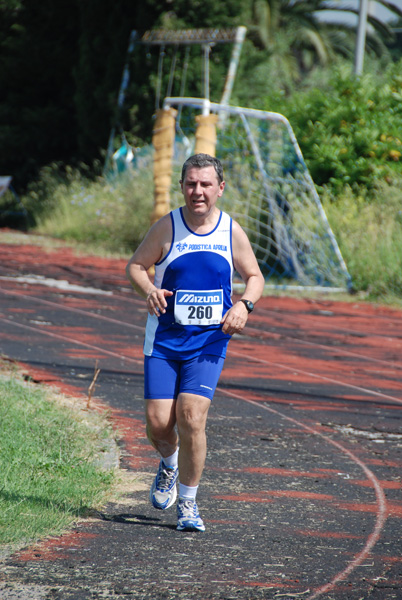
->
xmin=149 ymin=460 xmax=178 ymax=510
xmin=176 ymin=499 xmax=205 ymax=532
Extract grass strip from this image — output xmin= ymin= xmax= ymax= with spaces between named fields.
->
xmin=0 ymin=363 xmax=115 ymax=546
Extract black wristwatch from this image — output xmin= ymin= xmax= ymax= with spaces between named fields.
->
xmin=240 ymin=299 xmax=254 ymax=314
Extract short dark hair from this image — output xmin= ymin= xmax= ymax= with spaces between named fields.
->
xmin=181 ymin=153 xmax=224 ymax=184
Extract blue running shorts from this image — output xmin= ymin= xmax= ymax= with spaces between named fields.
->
xmin=144 ymin=354 xmax=225 ymax=401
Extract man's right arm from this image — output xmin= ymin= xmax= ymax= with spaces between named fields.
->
xmin=125 ymin=215 xmax=173 ymax=316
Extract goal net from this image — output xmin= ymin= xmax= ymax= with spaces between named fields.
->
xmin=107 ymin=28 xmax=350 ymax=291
xmin=149 ymin=98 xmax=351 ymax=292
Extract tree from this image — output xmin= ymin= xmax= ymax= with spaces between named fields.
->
xmin=0 ymin=0 xmax=245 ymax=190
xmin=0 ymin=0 xmax=81 ymax=187
xmin=246 ymin=0 xmax=402 ymax=82
xmin=73 ymin=1 xmax=140 ymax=162
xmin=388 ymin=17 xmax=402 ymax=61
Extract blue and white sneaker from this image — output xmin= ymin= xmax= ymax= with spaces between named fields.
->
xmin=149 ymin=460 xmax=178 ymax=510
xmin=176 ymin=499 xmax=205 ymax=532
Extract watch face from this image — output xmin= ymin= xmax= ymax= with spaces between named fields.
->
xmin=242 ymin=299 xmax=254 ymax=313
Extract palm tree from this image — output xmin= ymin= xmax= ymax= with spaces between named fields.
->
xmin=247 ymin=0 xmax=402 ymax=76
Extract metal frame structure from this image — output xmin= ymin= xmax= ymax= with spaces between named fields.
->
xmin=105 ymin=27 xmax=246 ymax=170
xmin=163 ymin=96 xmax=352 ymax=293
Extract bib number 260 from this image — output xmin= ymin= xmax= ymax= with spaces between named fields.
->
xmin=188 ymin=305 xmax=213 ymax=320
xmin=174 ymin=289 xmax=223 ymax=326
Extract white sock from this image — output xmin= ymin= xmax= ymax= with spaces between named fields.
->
xmin=179 ymin=483 xmax=198 ymax=501
xmin=162 ymin=449 xmax=178 ymax=469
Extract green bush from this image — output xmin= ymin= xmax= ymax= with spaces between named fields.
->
xmin=260 ymin=61 xmax=402 ymax=196
xmin=323 ymin=177 xmax=402 ymax=301
xmin=24 ymin=162 xmax=154 ymax=254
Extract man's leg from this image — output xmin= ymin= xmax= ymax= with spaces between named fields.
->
xmin=145 ymin=397 xmax=178 ymax=458
xmin=176 ymin=393 xmax=210 ymax=486
xmin=176 ymin=393 xmax=210 ymax=532
xmin=146 ymin=398 xmax=179 ymax=510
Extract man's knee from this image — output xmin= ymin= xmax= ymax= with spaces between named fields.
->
xmin=146 ymin=399 xmax=176 ymax=439
xmin=176 ymin=395 xmax=210 ymax=436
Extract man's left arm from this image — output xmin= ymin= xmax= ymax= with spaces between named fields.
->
xmin=221 ymin=221 xmax=265 ymax=335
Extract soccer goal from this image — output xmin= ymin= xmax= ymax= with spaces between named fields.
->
xmin=107 ymin=28 xmax=351 ymax=292
xmin=157 ymin=97 xmax=352 ymax=292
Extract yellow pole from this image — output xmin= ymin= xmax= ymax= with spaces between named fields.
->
xmin=194 ymin=113 xmax=218 ymax=156
xmin=151 ymin=107 xmax=177 ymax=225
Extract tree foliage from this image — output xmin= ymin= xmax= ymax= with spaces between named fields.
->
xmin=0 ymin=0 xmax=81 ymax=186
xmin=245 ymin=0 xmax=402 ymax=85
xmin=0 ymin=0 xmax=156 ymax=189
xmin=259 ymin=61 xmax=402 ymax=194
xmin=1 ymin=0 xmax=401 ymax=194
xmin=0 ymin=0 xmax=246 ymax=190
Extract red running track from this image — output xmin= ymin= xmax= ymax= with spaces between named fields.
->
xmin=0 ymin=234 xmax=401 ymax=600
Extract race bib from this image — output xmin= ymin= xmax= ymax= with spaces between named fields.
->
xmin=174 ymin=290 xmax=223 ymax=326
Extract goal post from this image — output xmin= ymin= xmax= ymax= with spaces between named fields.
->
xmin=161 ymin=97 xmax=352 ymax=292
xmin=151 ymin=107 xmax=177 ymax=225
xmin=194 ymin=113 xmax=219 ymax=156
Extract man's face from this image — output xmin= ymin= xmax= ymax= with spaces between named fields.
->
xmin=180 ymin=166 xmax=225 ymax=218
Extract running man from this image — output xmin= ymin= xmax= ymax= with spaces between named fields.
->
xmin=126 ymin=153 xmax=264 ymax=531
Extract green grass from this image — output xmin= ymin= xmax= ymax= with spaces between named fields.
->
xmin=0 ymin=362 xmax=115 ymax=546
